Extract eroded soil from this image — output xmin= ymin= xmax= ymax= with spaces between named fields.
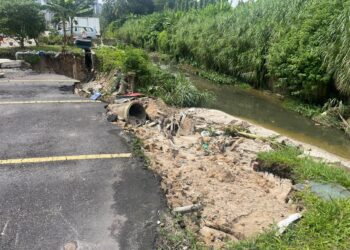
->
xmin=115 ymin=99 xmax=297 ymax=248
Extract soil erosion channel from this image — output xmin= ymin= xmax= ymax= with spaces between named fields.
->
xmin=160 ymin=63 xmax=350 ymax=160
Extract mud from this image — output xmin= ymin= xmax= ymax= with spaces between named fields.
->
xmin=31 ymin=53 xmax=88 ymax=82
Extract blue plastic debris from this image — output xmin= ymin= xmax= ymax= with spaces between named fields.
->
xmin=90 ymin=92 xmax=101 ymax=101
xmin=37 ymin=51 xmax=45 ymax=57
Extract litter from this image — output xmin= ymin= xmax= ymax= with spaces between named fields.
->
xmin=90 ymin=92 xmax=101 ymax=100
xmin=173 ymin=204 xmax=202 ymax=214
xmin=201 ymin=131 xmax=210 ymax=137
xmin=277 ymin=213 xmax=302 ymax=235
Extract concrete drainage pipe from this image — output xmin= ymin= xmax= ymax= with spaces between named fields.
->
xmin=109 ymin=102 xmax=147 ymax=123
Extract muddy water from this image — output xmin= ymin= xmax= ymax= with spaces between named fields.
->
xmin=159 ymin=63 xmax=350 ymax=159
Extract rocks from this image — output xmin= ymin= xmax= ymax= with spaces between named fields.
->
xmin=63 ymin=241 xmax=77 ymax=250
xmin=107 ymin=113 xmax=118 ymax=122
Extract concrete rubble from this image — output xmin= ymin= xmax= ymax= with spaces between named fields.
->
xmin=0 ymin=59 xmax=23 ymax=69
xmin=108 ymin=97 xmax=299 ymax=248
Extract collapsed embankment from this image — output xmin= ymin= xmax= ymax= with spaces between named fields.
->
xmin=97 ymin=92 xmax=350 ymax=248
xmin=0 ymin=48 xmax=90 ymax=82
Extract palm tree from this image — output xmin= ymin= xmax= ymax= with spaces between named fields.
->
xmin=44 ymin=0 xmax=93 ymax=48
xmin=67 ymin=0 xmax=93 ymax=41
xmin=44 ymin=0 xmax=72 ymax=47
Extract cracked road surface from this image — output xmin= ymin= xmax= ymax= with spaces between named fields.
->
xmin=0 ymin=70 xmax=163 ymax=250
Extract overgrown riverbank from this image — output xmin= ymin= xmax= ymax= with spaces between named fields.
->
xmin=105 ymin=0 xmax=350 ymax=135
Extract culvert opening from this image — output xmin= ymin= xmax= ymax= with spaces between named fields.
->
xmin=127 ymin=102 xmax=147 ymax=123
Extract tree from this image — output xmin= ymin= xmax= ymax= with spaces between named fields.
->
xmin=115 ymin=0 xmax=155 ymax=16
xmin=44 ymin=0 xmax=72 ymax=46
xmin=67 ymin=0 xmax=94 ymax=41
xmin=45 ymin=0 xmax=93 ymax=46
xmin=0 ymin=0 xmax=45 ymax=48
xmin=101 ymin=0 xmax=117 ymax=32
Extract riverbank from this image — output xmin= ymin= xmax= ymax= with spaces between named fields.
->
xmin=150 ymin=52 xmax=350 ymax=140
xmin=148 ymin=54 xmax=350 ymax=161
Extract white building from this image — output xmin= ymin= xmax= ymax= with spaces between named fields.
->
xmin=92 ymin=0 xmax=103 ymax=15
xmin=36 ymin=0 xmax=54 ymax=26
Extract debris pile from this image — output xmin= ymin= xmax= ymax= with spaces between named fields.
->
xmin=109 ymin=98 xmax=297 ymax=248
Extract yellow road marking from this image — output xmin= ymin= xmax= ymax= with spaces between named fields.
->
xmin=0 ymin=100 xmax=101 ymax=105
xmin=0 ymin=153 xmax=132 ymax=165
xmin=0 ymin=80 xmax=79 ymax=83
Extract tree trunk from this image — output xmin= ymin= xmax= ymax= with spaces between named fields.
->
xmin=62 ymin=17 xmax=67 ymax=48
xmin=70 ymin=17 xmax=74 ymax=43
xmin=20 ymin=37 xmax=25 ymax=48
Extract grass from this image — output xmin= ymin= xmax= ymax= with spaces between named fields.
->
xmin=157 ymin=212 xmax=206 ymax=250
xmin=159 ymin=74 xmax=214 ymax=107
xmin=256 ymin=146 xmax=350 ymax=187
xmin=283 ymin=99 xmax=322 ymax=118
xmin=231 ymin=193 xmax=350 ymax=250
xmin=131 ymin=136 xmax=150 ymax=167
xmin=229 ymin=146 xmax=350 ymax=249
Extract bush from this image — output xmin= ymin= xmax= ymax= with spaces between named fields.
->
xmin=95 ymin=46 xmax=213 ymax=107
xmin=95 ymin=47 xmax=126 ymax=72
xmin=158 ymin=74 xmax=213 ymax=107
xmin=38 ymin=32 xmax=62 ymax=46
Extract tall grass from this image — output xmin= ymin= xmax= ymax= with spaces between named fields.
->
xmin=95 ymin=46 xmax=213 ymax=107
xmin=110 ymin=0 xmax=350 ymax=103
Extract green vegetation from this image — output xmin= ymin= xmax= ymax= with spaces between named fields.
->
xmin=95 ymin=46 xmax=212 ymax=107
xmin=231 ymin=194 xmax=350 ymax=250
xmin=257 ymin=146 xmax=350 ymax=187
xmin=100 ymin=0 xmax=228 ymax=32
xmin=44 ymin=0 xmax=94 ymax=46
xmin=157 ymin=212 xmax=206 ymax=250
xmin=0 ymin=0 xmax=45 ymax=48
xmin=197 ymin=69 xmax=251 ymax=89
xmin=107 ymin=0 xmax=350 ymax=132
xmin=283 ymin=99 xmax=322 ymax=118
xmin=228 ymin=146 xmax=350 ymax=249
xmin=107 ymin=1 xmax=350 ymax=101
xmin=131 ymin=136 xmax=150 ymax=167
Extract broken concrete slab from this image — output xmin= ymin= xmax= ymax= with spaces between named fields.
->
xmin=294 ymin=181 xmax=350 ymax=200
xmin=0 ymin=59 xmax=23 ymax=69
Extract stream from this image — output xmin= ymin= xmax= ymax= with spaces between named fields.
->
xmin=158 ymin=62 xmax=350 ymax=160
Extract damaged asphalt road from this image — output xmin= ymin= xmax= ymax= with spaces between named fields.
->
xmin=0 ymin=72 xmax=163 ymax=250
